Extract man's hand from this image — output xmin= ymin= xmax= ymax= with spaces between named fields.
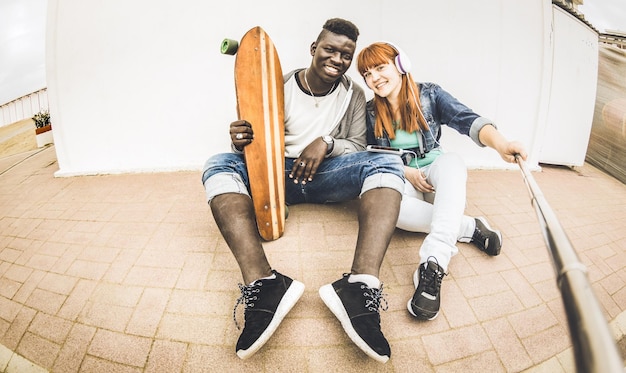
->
xmin=230 ymin=120 xmax=253 ymax=150
xmin=289 ymin=137 xmax=327 ymax=184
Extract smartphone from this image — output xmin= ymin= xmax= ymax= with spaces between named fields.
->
xmin=366 ymin=145 xmax=405 ymax=156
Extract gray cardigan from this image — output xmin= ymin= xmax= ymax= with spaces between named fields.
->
xmin=283 ymin=69 xmax=367 ymax=157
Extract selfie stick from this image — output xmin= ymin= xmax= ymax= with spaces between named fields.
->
xmin=515 ymin=155 xmax=623 ymax=373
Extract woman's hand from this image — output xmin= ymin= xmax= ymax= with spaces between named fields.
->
xmin=478 ymin=124 xmax=528 ymax=163
xmin=405 ymin=166 xmax=435 ymax=193
xmin=497 ymin=140 xmax=527 ymax=163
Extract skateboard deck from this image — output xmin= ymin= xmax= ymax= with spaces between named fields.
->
xmin=222 ymin=27 xmax=285 ymax=241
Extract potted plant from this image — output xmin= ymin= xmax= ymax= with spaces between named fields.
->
xmin=33 ymin=109 xmax=54 ymax=147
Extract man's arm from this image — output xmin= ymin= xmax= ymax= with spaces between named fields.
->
xmin=329 ymin=83 xmax=367 ymax=156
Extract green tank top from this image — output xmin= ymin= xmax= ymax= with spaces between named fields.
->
xmin=390 ymin=129 xmax=441 ymax=168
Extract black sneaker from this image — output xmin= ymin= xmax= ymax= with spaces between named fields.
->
xmin=234 ymin=270 xmax=305 ymax=359
xmin=472 ymin=217 xmax=502 ymax=256
xmin=407 ymin=257 xmax=446 ymax=320
xmin=319 ymin=274 xmax=390 ymax=363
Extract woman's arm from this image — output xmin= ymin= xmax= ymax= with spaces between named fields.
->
xmin=478 ymin=124 xmax=528 ymax=163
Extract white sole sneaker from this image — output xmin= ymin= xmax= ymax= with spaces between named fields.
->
xmin=319 ymin=283 xmax=390 ymax=363
xmin=406 ymin=268 xmax=439 ymax=320
xmin=236 ymin=280 xmax=305 ymax=359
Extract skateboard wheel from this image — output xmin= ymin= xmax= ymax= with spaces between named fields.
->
xmin=221 ymin=38 xmax=239 ymax=55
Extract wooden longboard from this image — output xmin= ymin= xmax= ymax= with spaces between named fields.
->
xmin=222 ymin=27 xmax=285 ymax=241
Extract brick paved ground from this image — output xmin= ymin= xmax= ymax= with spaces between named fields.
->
xmin=1 ymin=146 xmax=625 ymax=372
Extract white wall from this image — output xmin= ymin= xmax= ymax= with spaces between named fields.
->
xmin=538 ymin=6 xmax=599 ymax=166
xmin=45 ymin=0 xmax=596 ymax=176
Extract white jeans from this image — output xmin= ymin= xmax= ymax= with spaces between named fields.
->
xmin=396 ymin=152 xmax=475 ymax=271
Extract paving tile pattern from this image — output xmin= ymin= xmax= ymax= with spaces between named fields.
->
xmin=0 ymin=146 xmax=625 ymax=372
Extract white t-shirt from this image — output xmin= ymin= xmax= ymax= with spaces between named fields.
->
xmin=283 ymin=76 xmax=347 ymax=157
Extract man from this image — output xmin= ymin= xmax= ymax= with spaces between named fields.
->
xmin=202 ymin=18 xmax=404 ymax=363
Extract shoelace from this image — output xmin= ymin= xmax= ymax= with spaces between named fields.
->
xmin=363 ymin=283 xmax=389 ymax=313
xmin=233 ymin=281 xmax=262 ymax=330
xmin=473 ymin=227 xmax=489 ymax=249
xmin=421 ymin=261 xmax=446 ymax=296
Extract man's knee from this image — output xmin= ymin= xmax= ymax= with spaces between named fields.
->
xmin=202 ymin=153 xmax=249 ymax=203
xmin=361 ymin=154 xmax=405 ymax=195
xmin=203 ymin=172 xmax=250 ymax=204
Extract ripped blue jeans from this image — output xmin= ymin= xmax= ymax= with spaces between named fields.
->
xmin=202 ymin=151 xmax=404 ymax=205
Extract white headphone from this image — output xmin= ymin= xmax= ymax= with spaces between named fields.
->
xmin=382 ymin=42 xmax=443 ymax=154
xmin=383 ymin=41 xmax=412 ymax=74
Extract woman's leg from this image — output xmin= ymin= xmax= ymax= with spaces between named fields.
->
xmin=418 ymin=152 xmax=468 ymax=272
xmin=407 ymin=152 xmax=469 ymax=320
xmin=396 ymin=174 xmax=475 ymax=251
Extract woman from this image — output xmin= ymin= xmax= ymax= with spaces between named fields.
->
xmin=357 ymin=42 xmax=527 ymax=320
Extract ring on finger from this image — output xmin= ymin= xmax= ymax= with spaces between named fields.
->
xmin=235 ymin=133 xmax=243 ymax=140
xmin=299 ymin=161 xmax=306 ymax=167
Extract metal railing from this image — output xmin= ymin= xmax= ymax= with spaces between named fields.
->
xmin=515 ymin=156 xmax=624 ymax=372
xmin=0 ymin=88 xmax=48 ymax=127
xmin=599 ymin=32 xmax=626 ymax=50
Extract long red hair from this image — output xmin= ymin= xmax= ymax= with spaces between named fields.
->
xmin=357 ymin=42 xmax=428 ymax=139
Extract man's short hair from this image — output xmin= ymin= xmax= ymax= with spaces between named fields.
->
xmin=317 ymin=18 xmax=360 ymax=43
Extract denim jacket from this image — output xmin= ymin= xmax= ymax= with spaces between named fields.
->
xmin=365 ymin=82 xmax=495 ymax=163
